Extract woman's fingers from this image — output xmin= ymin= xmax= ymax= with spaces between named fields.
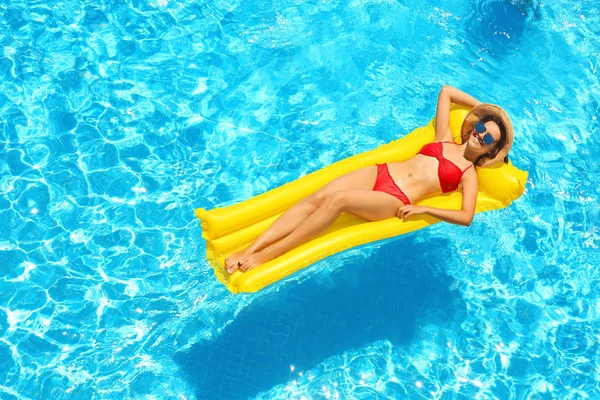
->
xmin=397 ymin=205 xmax=412 ymax=219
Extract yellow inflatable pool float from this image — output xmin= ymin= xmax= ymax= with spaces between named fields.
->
xmin=195 ymin=104 xmax=528 ymax=294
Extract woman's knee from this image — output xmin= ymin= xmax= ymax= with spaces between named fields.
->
xmin=322 ymin=190 xmax=350 ymax=211
xmin=298 ymin=193 xmax=324 ymax=213
xmin=304 ymin=190 xmax=329 ymax=208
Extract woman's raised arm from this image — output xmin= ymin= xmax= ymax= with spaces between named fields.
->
xmin=442 ymin=85 xmax=482 ymax=109
xmin=435 ymin=85 xmax=483 ymax=142
xmin=434 ymin=87 xmax=452 ymax=142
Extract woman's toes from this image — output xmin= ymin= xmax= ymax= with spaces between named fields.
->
xmin=226 ymin=256 xmax=236 ymax=268
xmin=240 ymin=251 xmax=270 ymax=272
xmin=226 ymin=257 xmax=243 ymax=274
xmin=225 ymin=250 xmax=247 ymax=273
xmin=240 ymin=263 xmax=251 ymax=272
xmin=238 ymin=258 xmax=249 ymax=271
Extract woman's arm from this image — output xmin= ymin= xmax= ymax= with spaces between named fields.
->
xmin=434 ymin=85 xmax=483 ymax=142
xmin=434 ymin=87 xmax=452 ymax=142
xmin=442 ymin=85 xmax=482 ymax=108
xmin=429 ymin=168 xmax=478 ymax=226
xmin=397 ymin=168 xmax=478 ymax=226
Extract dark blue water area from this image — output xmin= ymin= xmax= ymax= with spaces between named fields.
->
xmin=174 ymin=234 xmax=464 ymax=400
xmin=466 ymin=0 xmax=532 ymax=55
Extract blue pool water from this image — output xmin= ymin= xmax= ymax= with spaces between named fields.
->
xmin=1 ymin=0 xmax=599 ymax=398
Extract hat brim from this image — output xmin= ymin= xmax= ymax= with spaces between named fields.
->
xmin=461 ymin=104 xmax=514 ymax=167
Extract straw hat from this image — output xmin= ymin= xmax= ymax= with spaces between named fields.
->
xmin=461 ymin=103 xmax=514 ymax=167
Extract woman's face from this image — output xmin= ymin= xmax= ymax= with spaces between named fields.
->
xmin=467 ymin=120 xmax=502 ymax=156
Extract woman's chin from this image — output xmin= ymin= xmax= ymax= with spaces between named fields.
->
xmin=469 ymin=135 xmax=481 ymax=148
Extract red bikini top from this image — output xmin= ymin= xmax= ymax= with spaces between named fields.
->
xmin=418 ymin=141 xmax=473 ymax=193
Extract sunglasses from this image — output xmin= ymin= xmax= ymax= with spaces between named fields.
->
xmin=474 ymin=121 xmax=496 ymax=145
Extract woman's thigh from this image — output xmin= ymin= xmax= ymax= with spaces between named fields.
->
xmin=331 ymin=189 xmax=402 ymax=222
xmin=309 ymin=166 xmax=378 ymax=202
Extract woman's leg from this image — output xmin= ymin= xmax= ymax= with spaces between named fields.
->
xmin=237 ymin=188 xmax=403 ymax=272
xmin=225 ymin=165 xmax=378 ymax=273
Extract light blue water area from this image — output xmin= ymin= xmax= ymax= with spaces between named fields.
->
xmin=0 ymin=0 xmax=599 ymax=399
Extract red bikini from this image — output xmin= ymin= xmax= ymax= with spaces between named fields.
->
xmin=373 ymin=141 xmax=473 ymax=204
xmin=373 ymin=163 xmax=411 ymax=204
xmin=418 ymin=141 xmax=474 ymax=193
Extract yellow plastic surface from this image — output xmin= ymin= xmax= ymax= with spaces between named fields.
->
xmin=195 ymin=105 xmax=528 ymax=294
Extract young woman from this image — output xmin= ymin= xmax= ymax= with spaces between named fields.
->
xmin=225 ymin=85 xmax=514 ymax=273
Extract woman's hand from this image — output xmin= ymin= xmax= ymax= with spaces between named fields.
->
xmin=396 ymin=205 xmax=428 ymax=220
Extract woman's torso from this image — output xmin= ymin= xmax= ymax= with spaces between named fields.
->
xmin=386 ymin=142 xmax=473 ymax=203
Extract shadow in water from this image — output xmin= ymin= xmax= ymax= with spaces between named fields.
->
xmin=466 ymin=0 xmax=534 ymax=55
xmin=174 ymin=235 xmax=465 ymax=400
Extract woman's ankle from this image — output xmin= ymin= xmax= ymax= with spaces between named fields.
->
xmin=246 ymin=242 xmax=262 ymax=253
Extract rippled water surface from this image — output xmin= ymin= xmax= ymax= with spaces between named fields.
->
xmin=1 ymin=0 xmax=599 ymax=399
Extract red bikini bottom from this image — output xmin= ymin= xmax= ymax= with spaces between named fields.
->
xmin=373 ymin=163 xmax=411 ymax=205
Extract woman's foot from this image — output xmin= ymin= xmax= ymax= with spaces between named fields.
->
xmin=238 ymin=247 xmax=277 ymax=272
xmin=225 ymin=248 xmax=254 ymax=274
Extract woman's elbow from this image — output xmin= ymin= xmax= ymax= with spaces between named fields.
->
xmin=462 ymin=212 xmax=474 ymax=227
